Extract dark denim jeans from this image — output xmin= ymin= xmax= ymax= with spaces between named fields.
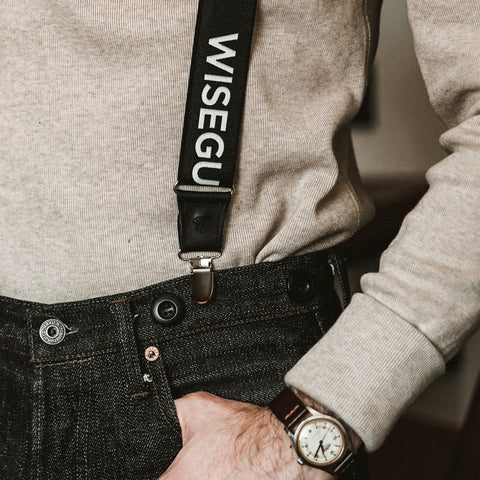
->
xmin=0 ymin=250 xmax=369 ymax=479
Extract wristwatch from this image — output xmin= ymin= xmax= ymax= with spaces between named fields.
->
xmin=269 ymin=389 xmax=357 ymax=476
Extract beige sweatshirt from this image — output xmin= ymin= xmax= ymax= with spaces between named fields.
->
xmin=1 ymin=0 xmax=479 ymax=451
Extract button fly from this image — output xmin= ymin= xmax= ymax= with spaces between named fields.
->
xmin=152 ymin=294 xmax=185 ymax=325
xmin=287 ymin=269 xmax=316 ymax=304
xmin=39 ymin=318 xmax=66 ymax=345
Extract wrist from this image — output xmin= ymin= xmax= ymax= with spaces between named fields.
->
xmin=290 ymin=387 xmax=364 ymax=452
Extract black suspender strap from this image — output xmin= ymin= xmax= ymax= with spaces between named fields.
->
xmin=175 ymin=0 xmax=258 ymax=304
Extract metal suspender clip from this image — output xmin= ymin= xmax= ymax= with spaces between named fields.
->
xmin=179 ymin=252 xmax=220 ymax=305
xmin=189 ymin=256 xmax=215 ymax=305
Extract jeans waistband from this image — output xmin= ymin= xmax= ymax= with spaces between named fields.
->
xmin=0 ymin=250 xmax=341 ymax=364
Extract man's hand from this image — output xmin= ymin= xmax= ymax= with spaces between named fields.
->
xmin=158 ymin=391 xmax=334 ymax=480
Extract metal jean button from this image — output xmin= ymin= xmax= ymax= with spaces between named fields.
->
xmin=152 ymin=294 xmax=185 ymax=325
xmin=39 ymin=318 xmax=66 ymax=345
xmin=145 ymin=346 xmax=160 ymax=362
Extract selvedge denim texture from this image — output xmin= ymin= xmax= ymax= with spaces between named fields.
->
xmin=0 ymin=250 xmax=368 ymax=479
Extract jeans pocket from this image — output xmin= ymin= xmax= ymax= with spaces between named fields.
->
xmin=160 ymin=309 xmax=327 ymax=407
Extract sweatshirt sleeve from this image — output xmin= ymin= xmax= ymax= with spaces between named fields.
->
xmin=285 ymin=0 xmax=480 ymax=452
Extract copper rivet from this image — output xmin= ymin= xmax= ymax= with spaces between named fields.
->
xmin=144 ymin=346 xmax=160 ymax=362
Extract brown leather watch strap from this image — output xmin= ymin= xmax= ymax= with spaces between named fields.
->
xmin=270 ymin=388 xmax=359 ymax=477
xmin=269 ymin=388 xmax=309 ymax=433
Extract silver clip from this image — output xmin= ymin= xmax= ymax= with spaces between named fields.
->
xmin=189 ymin=256 xmax=215 ymax=305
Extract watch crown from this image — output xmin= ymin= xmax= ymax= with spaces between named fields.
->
xmin=297 ymin=458 xmax=304 ymax=465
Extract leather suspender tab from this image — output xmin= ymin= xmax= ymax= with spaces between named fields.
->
xmin=177 ymin=190 xmax=232 ymax=253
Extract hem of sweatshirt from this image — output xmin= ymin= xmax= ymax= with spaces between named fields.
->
xmin=284 ymin=293 xmax=446 ymax=452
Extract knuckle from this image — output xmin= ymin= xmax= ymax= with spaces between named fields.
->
xmin=184 ymin=390 xmax=215 ymax=403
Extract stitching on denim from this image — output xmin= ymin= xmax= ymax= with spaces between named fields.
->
xmin=0 ymin=345 xmax=29 ymax=357
xmin=78 ymin=324 xmax=113 ymax=331
xmin=0 ymin=377 xmax=7 ymax=455
xmin=32 ymin=366 xmax=43 ymax=480
xmin=154 ymin=361 xmax=182 ymax=435
xmin=84 ymin=359 xmax=92 ymax=480
xmin=19 ymin=377 xmax=29 ymax=474
xmin=28 ymin=310 xmax=35 ymax=360
xmin=35 ymin=371 xmax=41 ymax=480
xmin=40 ymin=357 xmax=92 ymax=368
xmin=130 ymin=391 xmax=151 ymax=398
xmin=112 ymin=301 xmax=145 ymax=394
xmin=75 ymin=360 xmax=83 ymax=480
xmin=31 ymin=347 xmax=119 ymax=363
xmin=147 ymin=362 xmax=177 ymax=434
xmin=150 ymin=306 xmax=319 ymax=343
xmin=109 ymin=297 xmax=132 ymax=304
xmin=112 ymin=303 xmax=134 ymax=387
xmin=28 ymin=307 xmax=44 ymax=480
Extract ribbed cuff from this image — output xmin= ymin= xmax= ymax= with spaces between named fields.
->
xmin=284 ymin=293 xmax=445 ymax=451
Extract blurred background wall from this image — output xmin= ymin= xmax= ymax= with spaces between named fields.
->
xmin=353 ymin=0 xmax=445 ymax=177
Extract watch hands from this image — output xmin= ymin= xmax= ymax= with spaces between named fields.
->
xmin=314 ymin=441 xmax=323 ymax=459
xmin=314 ymin=440 xmax=327 ymax=459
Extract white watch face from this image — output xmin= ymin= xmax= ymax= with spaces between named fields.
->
xmin=296 ymin=417 xmax=345 ymax=466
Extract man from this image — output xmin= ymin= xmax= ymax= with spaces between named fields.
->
xmin=0 ymin=1 xmax=478 ymax=479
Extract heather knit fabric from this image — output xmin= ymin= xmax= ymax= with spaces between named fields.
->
xmin=1 ymin=0 xmax=479 ymax=451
